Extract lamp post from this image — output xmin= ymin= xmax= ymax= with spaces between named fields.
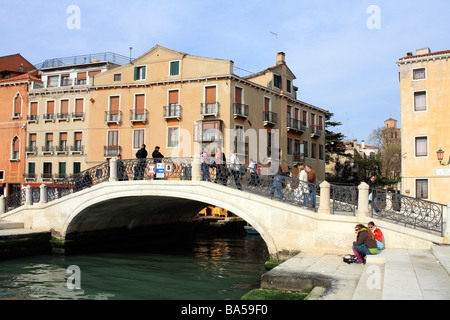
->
xmin=436 ymin=148 xmax=450 ymax=166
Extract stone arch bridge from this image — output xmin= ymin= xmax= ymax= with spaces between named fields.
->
xmin=1 ymin=158 xmax=448 ymax=259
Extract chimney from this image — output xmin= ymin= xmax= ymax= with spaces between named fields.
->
xmin=353 ymin=139 xmax=357 ymax=148
xmin=277 ymin=52 xmax=285 ymax=65
xmin=361 ymin=140 xmax=365 ymax=149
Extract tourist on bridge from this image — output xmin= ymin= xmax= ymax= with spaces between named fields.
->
xmin=305 ymin=165 xmax=317 ymax=208
xmin=229 ymin=152 xmax=243 ymax=191
xmin=294 ymin=164 xmax=308 ymax=206
xmin=368 ymin=176 xmax=380 ymax=213
xmin=201 ymin=147 xmax=212 ymax=181
xmin=214 ymin=147 xmax=227 ymax=185
xmin=152 ymin=146 xmax=164 ymax=163
xmin=134 ymin=144 xmax=148 ymax=180
xmin=269 ymin=163 xmax=286 ymax=202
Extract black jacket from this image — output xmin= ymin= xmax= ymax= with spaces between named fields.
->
xmin=136 ymin=148 xmax=148 ymax=159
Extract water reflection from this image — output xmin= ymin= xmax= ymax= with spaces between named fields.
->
xmin=0 ymin=234 xmax=268 ymax=300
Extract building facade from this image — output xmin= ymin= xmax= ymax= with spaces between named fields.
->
xmin=89 ymin=45 xmax=327 ymax=179
xmin=0 ymin=54 xmax=40 ymax=196
xmin=397 ymin=48 xmax=450 ymax=204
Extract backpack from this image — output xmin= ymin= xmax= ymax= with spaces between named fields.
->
xmin=343 ymin=254 xmax=358 ymax=264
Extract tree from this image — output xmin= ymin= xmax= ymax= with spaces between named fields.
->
xmin=325 ymin=112 xmax=349 ymax=164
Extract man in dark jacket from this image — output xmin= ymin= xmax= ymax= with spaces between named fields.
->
xmin=134 ymin=144 xmax=148 ymax=180
xmin=152 ymin=146 xmax=164 ymax=163
xmin=367 ymin=176 xmax=380 ymax=213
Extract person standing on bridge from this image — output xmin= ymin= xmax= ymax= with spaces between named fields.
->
xmin=134 ymin=144 xmax=148 ymax=180
xmin=270 ymin=163 xmax=286 ymax=202
xmin=229 ymin=152 xmax=243 ymax=191
xmin=305 ymin=165 xmax=317 ymax=208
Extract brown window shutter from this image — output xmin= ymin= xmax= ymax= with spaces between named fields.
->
xmin=235 ymin=87 xmax=242 ymax=104
xmin=169 ymin=90 xmax=178 ymax=104
xmin=14 ymin=95 xmax=21 ymax=115
xmin=110 ymin=96 xmax=120 ymax=114
xmin=61 ymin=100 xmax=69 ymax=114
xmin=264 ymin=97 xmax=270 ymax=112
xmin=30 ymin=102 xmax=38 ymax=115
xmin=75 ymin=132 xmax=82 ymax=141
xmin=77 ymin=72 xmax=87 ymax=80
xmin=75 ymin=99 xmax=84 ymax=114
xmin=205 ymin=86 xmax=216 ymax=104
xmin=47 ymin=101 xmax=55 ymax=114
xmin=135 ymin=94 xmax=145 ymax=113
xmin=60 ymin=132 xmax=67 ymax=141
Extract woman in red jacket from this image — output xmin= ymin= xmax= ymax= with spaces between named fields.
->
xmin=352 ymin=224 xmax=378 ymax=263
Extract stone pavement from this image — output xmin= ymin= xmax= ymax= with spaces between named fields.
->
xmin=261 ymin=246 xmax=450 ymax=300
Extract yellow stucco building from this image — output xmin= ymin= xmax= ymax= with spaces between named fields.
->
xmin=397 ymin=48 xmax=450 ymax=205
xmin=89 ymin=45 xmax=327 ymax=179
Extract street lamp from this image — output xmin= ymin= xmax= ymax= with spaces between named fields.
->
xmin=436 ymin=148 xmax=450 ymax=166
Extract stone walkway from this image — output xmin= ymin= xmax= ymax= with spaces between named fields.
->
xmin=261 ymin=246 xmax=450 ymax=300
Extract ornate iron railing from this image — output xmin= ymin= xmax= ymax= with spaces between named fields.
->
xmin=116 ymin=157 xmax=192 ymax=181
xmin=330 ymin=184 xmax=357 ymax=215
xmin=370 ymin=188 xmax=444 ymax=235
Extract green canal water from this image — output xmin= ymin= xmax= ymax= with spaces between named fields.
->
xmin=0 ymin=233 xmax=269 ymax=300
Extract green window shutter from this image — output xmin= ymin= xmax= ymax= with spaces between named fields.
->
xmin=73 ymin=162 xmax=81 ymax=174
xmin=59 ymin=162 xmax=66 ymax=174
xmin=170 ymin=61 xmax=179 ymax=76
xmin=28 ymin=163 xmax=35 ymax=174
xmin=134 ymin=67 xmax=138 ymax=80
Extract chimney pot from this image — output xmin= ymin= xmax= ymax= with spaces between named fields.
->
xmin=277 ymin=52 xmax=285 ymax=65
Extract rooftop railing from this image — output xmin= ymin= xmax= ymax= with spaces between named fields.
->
xmin=34 ymin=52 xmax=132 ymax=70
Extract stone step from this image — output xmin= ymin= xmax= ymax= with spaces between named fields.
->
xmin=0 ymin=220 xmax=25 ymax=230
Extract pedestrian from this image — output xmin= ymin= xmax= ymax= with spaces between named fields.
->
xmin=368 ymin=176 xmax=380 ymax=213
xmin=270 ymin=163 xmax=286 ymax=202
xmin=117 ymin=154 xmax=127 ymax=181
xmin=294 ymin=164 xmax=308 ymax=205
xmin=229 ymin=152 xmax=243 ymax=190
xmin=152 ymin=146 xmax=164 ymax=163
xmin=248 ymin=158 xmax=260 ymax=186
xmin=134 ymin=144 xmax=148 ymax=180
xmin=352 ymin=224 xmax=378 ymax=263
xmin=368 ymin=221 xmax=384 ymax=250
xmin=201 ymin=147 xmax=211 ymax=181
xmin=214 ymin=147 xmax=227 ymax=185
xmin=305 ymin=165 xmax=317 ymax=208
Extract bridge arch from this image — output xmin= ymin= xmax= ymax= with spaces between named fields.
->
xmin=61 ymin=181 xmax=279 ymax=256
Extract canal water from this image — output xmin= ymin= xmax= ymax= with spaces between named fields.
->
xmin=0 ymin=232 xmax=269 ymax=300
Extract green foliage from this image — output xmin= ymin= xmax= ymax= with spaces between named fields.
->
xmin=241 ymin=288 xmax=311 ymax=300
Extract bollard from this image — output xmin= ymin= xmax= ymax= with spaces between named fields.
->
xmin=318 ymin=181 xmax=331 ymax=215
xmin=40 ymin=184 xmax=48 ymax=204
xmin=109 ymin=157 xmax=118 ymax=182
xmin=357 ymin=182 xmax=370 ymax=218
xmin=0 ymin=195 xmax=5 ymax=214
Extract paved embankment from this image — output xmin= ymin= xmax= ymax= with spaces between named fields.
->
xmin=261 ymin=246 xmax=450 ymax=300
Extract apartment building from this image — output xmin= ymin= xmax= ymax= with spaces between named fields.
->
xmin=89 ymin=45 xmax=327 ymax=179
xmin=25 ymin=53 xmax=127 ymax=184
xmin=397 ymin=48 xmax=450 ymax=204
xmin=0 ymin=54 xmax=40 ymax=196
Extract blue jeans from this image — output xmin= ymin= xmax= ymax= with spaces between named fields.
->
xmin=352 ymin=244 xmax=372 ymax=262
xmin=308 ymin=185 xmax=316 ymax=208
xmin=270 ymin=176 xmax=285 ymax=200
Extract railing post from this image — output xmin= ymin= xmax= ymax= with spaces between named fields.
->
xmin=110 ymin=157 xmax=118 ymax=182
xmin=318 ymin=181 xmax=331 ymax=215
xmin=445 ymin=202 xmax=450 ymax=239
xmin=40 ymin=184 xmax=48 ymax=204
xmin=0 ymin=195 xmax=5 ymax=214
xmin=25 ymin=186 xmax=32 ymax=206
xmin=357 ymin=182 xmax=370 ymax=218
xmin=192 ymin=153 xmax=202 ymax=182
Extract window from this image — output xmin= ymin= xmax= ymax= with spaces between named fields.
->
xmin=134 ymin=94 xmax=146 ymax=119
xmin=74 ymin=132 xmax=83 ymax=152
xmin=311 ymin=142 xmax=317 ymax=159
xmin=414 ymin=91 xmax=427 ymax=111
xmin=114 ymin=74 xmax=121 ymax=82
xmin=415 ymin=137 xmax=428 ymax=157
xmin=58 ymin=162 xmax=66 ymax=179
xmin=319 ymin=144 xmax=324 ymax=160
xmin=59 ymin=132 xmax=67 ymax=151
xmin=0 ymin=171 xmax=4 ymax=180
xmin=43 ymin=163 xmax=52 ymax=179
xmin=303 ymin=141 xmax=309 ymax=158
xmin=194 ymin=121 xmax=222 ymax=142
xmin=29 ymin=133 xmax=37 ymax=151
xmin=29 ymin=101 xmax=38 ymax=121
xmin=287 ymin=138 xmax=293 ymax=155
xmin=108 ymin=131 xmax=118 ymax=147
xmin=28 ymin=163 xmax=35 ymax=176
xmin=168 ymin=127 xmax=179 ymax=148
xmin=413 ymin=68 xmax=426 ymax=80
xmin=76 ymin=73 xmax=86 ymax=85
xmin=133 ymin=130 xmax=145 ymax=149
xmin=74 ymin=162 xmax=81 ymax=174
xmin=60 ymin=100 xmax=69 ymax=118
xmin=170 ymin=61 xmax=180 ymax=76
xmin=134 ymin=66 xmax=146 ymax=80
xmin=274 ymin=74 xmax=282 ymax=89
xmin=13 ymin=93 xmax=22 ymax=118
xmin=286 ymin=79 xmax=292 ymax=93
xmin=48 ymin=76 xmax=59 ymax=87
xmin=61 ymin=74 xmax=71 ymax=86
xmin=74 ymin=98 xmax=84 ymax=118
xmin=416 ymin=179 xmax=428 ymax=199
xmin=11 ymin=136 xmax=19 ymax=160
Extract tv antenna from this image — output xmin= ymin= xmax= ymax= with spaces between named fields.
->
xmin=270 ymin=31 xmax=278 ymax=57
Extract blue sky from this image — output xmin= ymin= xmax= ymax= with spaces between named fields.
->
xmin=1 ymin=0 xmax=449 ymax=143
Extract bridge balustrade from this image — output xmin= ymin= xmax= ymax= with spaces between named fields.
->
xmin=0 ymin=157 xmax=446 ymax=236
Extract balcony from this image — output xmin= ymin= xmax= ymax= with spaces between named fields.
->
xmin=23 ymin=173 xmax=36 ymax=181
xmin=71 ymin=145 xmax=84 ymax=155
xmin=201 ymin=102 xmax=220 ymax=118
xmin=43 ymin=114 xmax=56 ymax=123
xmin=233 ymin=103 xmax=249 ymax=120
xmin=55 ymin=145 xmax=68 ymax=155
xmin=42 ymin=145 xmax=54 ymax=155
xmin=57 ymin=113 xmax=70 ymax=122
xmin=25 ymin=146 xmax=37 ymax=156
xmin=105 ymin=111 xmax=122 ymax=124
xmin=104 ymin=145 xmax=121 ymax=157
xmin=310 ymin=125 xmax=323 ymax=139
xmin=72 ymin=112 xmax=85 ymax=121
xmin=41 ymin=173 xmax=53 ymax=181
xmin=54 ymin=173 xmax=67 ymax=181
xmin=130 ymin=109 xmax=148 ymax=123
xmin=287 ymin=118 xmax=306 ymax=134
xmin=163 ymin=105 xmax=182 ymax=121
xmin=27 ymin=115 xmax=39 ymax=124
xmin=263 ymin=111 xmax=277 ymax=126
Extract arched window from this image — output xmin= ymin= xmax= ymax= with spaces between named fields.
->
xmin=13 ymin=93 xmax=22 ymax=118
xmin=11 ymin=136 xmax=20 ymax=161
